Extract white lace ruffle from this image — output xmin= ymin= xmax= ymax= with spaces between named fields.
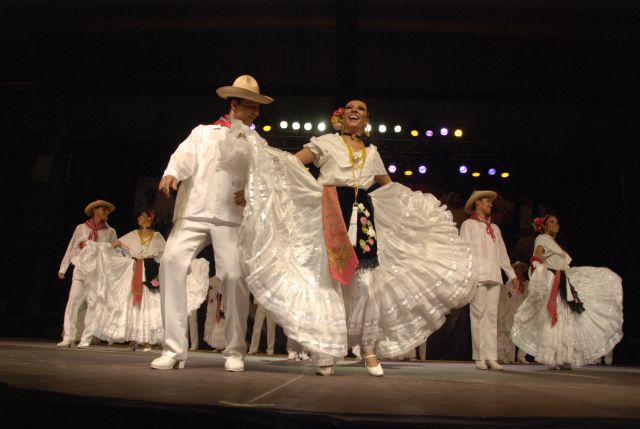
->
xmin=512 ymin=265 xmax=623 ymax=367
xmin=232 ymin=125 xmax=475 ymax=358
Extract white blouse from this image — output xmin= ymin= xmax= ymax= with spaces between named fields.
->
xmin=304 ymin=133 xmax=387 ymax=189
xmin=118 ymin=229 xmax=166 ymax=261
xmin=536 ymin=234 xmax=572 ymax=271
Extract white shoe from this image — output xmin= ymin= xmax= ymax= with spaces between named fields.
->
xmin=475 ymin=360 xmax=488 ymax=370
xmin=299 ymin=351 xmax=310 ymax=361
xmin=316 ymin=365 xmax=335 ymax=376
xmin=151 ymin=355 xmax=186 ymax=370
xmin=287 ymin=351 xmax=298 ymax=360
xmin=57 ymin=339 xmax=74 ymax=348
xmin=77 ymin=341 xmax=91 ymax=349
xmin=487 ymin=360 xmax=503 ymax=370
xmin=364 ymin=355 xmax=384 ymax=377
xmin=189 ymin=344 xmax=198 ymax=352
xmin=142 ymin=344 xmax=152 ymax=352
xmin=107 ymin=340 xmax=114 ymax=346
xmin=225 ymin=356 xmax=245 ymax=372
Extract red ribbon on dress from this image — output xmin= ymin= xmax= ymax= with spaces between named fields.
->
xmin=470 ymin=212 xmax=496 ymax=242
xmin=132 ymin=259 xmax=144 ymax=306
xmin=85 ymin=219 xmax=108 ymax=242
xmin=546 ymin=270 xmax=562 ymax=327
xmin=322 ymin=186 xmax=359 ymax=285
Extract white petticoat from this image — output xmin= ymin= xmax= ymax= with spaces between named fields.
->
xmin=511 ymin=265 xmax=623 ymax=367
xmin=76 ymin=242 xmax=210 ymax=344
xmin=225 ymin=122 xmax=475 ymax=359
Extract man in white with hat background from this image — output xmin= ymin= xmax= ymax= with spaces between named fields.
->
xmin=151 ymin=75 xmax=273 ymax=371
xmin=57 ymin=199 xmax=118 ymax=348
xmin=460 ymin=190 xmax=520 ymax=370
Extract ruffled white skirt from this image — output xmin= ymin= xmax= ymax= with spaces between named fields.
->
xmin=76 ymin=242 xmax=210 ymax=344
xmin=511 ymin=266 xmax=623 ymax=367
xmin=231 ymin=126 xmax=475 ymax=359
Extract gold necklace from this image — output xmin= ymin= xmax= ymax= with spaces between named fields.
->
xmin=138 ymin=229 xmax=155 ymax=247
xmin=343 ymin=139 xmax=367 ymax=202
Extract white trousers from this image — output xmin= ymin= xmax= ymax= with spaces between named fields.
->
xmin=248 ymin=304 xmax=276 ymax=354
xmin=160 ymin=218 xmax=249 ymax=360
xmin=61 ymin=278 xmax=97 ymax=343
xmin=470 ymin=283 xmax=501 ymax=361
xmin=188 ymin=310 xmax=199 ymax=348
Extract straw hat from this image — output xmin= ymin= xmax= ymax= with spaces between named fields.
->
xmin=512 ymin=260 xmax=528 ymax=270
xmin=216 ymin=75 xmax=273 ymax=104
xmin=84 ymin=199 xmax=116 ymax=217
xmin=464 ymin=190 xmax=497 ymax=214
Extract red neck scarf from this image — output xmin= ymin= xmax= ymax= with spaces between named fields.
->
xmin=470 ymin=212 xmax=496 ymax=242
xmin=213 ymin=115 xmax=232 ymax=128
xmin=85 ymin=219 xmax=108 ymax=241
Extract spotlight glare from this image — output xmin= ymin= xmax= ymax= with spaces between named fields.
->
xmin=279 ymin=121 xmax=288 ymax=129
xmin=262 ymin=125 xmax=272 ymax=132
xmin=459 ymin=165 xmax=468 ymax=174
xmin=472 ymin=171 xmax=481 ymax=177
xmin=388 ymin=164 xmax=397 ymax=173
xmin=292 ymin=122 xmax=301 ymax=130
xmin=303 ymin=122 xmax=312 ymax=131
xmin=418 ymin=165 xmax=427 ymax=174
xmin=410 ymin=130 xmax=419 ymax=137
xmin=488 ymin=168 xmax=497 ymax=176
xmin=454 ymin=129 xmax=463 ymax=137
xmin=440 ymin=127 xmax=449 ymax=136
xmin=394 ymin=125 xmax=402 ymax=133
xmin=404 ymin=170 xmax=413 ymax=176
xmin=317 ymin=122 xmax=326 ymax=132
xmin=501 ymin=172 xmax=510 ymax=178
xmin=378 ymin=124 xmax=387 ymax=133
xmin=425 ymin=130 xmax=434 ymax=137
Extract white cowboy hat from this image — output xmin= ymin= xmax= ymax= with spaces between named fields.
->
xmin=464 ymin=190 xmax=497 ymax=214
xmin=216 ymin=75 xmax=274 ymax=104
xmin=512 ymin=260 xmax=529 ymax=269
xmin=84 ymin=199 xmax=116 ymax=217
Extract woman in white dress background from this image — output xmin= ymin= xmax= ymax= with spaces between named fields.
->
xmin=511 ymin=214 xmax=623 ymax=369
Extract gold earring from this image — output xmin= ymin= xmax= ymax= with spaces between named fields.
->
xmin=364 ymin=124 xmax=371 ymax=138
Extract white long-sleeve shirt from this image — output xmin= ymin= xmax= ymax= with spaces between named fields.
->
xmin=460 ymin=218 xmax=516 ymax=284
xmin=59 ymin=222 xmax=118 ymax=279
xmin=163 ymin=124 xmax=244 ymax=225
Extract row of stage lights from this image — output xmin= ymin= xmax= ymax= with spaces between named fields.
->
xmin=387 ymin=164 xmax=511 ymax=178
xmin=257 ymin=121 xmax=464 ymax=138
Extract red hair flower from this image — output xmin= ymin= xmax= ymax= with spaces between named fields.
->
xmin=531 ymin=216 xmax=548 ymax=233
xmin=331 ymin=108 xmax=344 ymax=131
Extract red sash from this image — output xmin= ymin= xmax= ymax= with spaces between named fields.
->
xmin=322 ymin=186 xmax=358 ymax=285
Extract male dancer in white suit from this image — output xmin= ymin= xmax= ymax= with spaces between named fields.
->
xmin=151 ymin=75 xmax=273 ymax=371
xmin=460 ymin=190 xmax=519 ymax=370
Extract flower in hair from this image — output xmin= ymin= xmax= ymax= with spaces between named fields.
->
xmin=331 ymin=108 xmax=344 ymax=131
xmin=531 ymin=216 xmax=548 ymax=233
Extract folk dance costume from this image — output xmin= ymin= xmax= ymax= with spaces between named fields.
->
xmin=460 ymin=206 xmax=517 ymax=369
xmin=76 ymin=241 xmax=210 ymax=348
xmin=224 ymin=121 xmax=475 ymax=369
xmin=497 ymin=264 xmax=529 ymax=363
xmin=203 ymin=277 xmax=226 ymax=351
xmin=248 ymin=303 xmax=276 ymax=355
xmin=57 ymin=201 xmax=117 ymax=348
xmin=511 ymin=234 xmax=623 ymax=368
xmin=94 ymin=229 xmax=166 ymax=347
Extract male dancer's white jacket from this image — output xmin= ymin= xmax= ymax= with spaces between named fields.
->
xmin=460 ymin=219 xmax=516 ymax=362
xmin=59 ymin=223 xmax=117 ymax=344
xmin=160 ymin=123 xmax=249 ymax=361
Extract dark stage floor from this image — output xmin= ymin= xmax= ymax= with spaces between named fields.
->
xmin=1 ymin=338 xmax=639 ymax=428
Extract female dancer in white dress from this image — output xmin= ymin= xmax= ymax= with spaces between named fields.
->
xmin=103 ymin=210 xmax=166 ymax=350
xmin=511 ymin=215 xmax=623 ymax=369
xmin=225 ymin=99 xmax=475 ymax=376
xmin=78 ymin=210 xmax=210 ymax=350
